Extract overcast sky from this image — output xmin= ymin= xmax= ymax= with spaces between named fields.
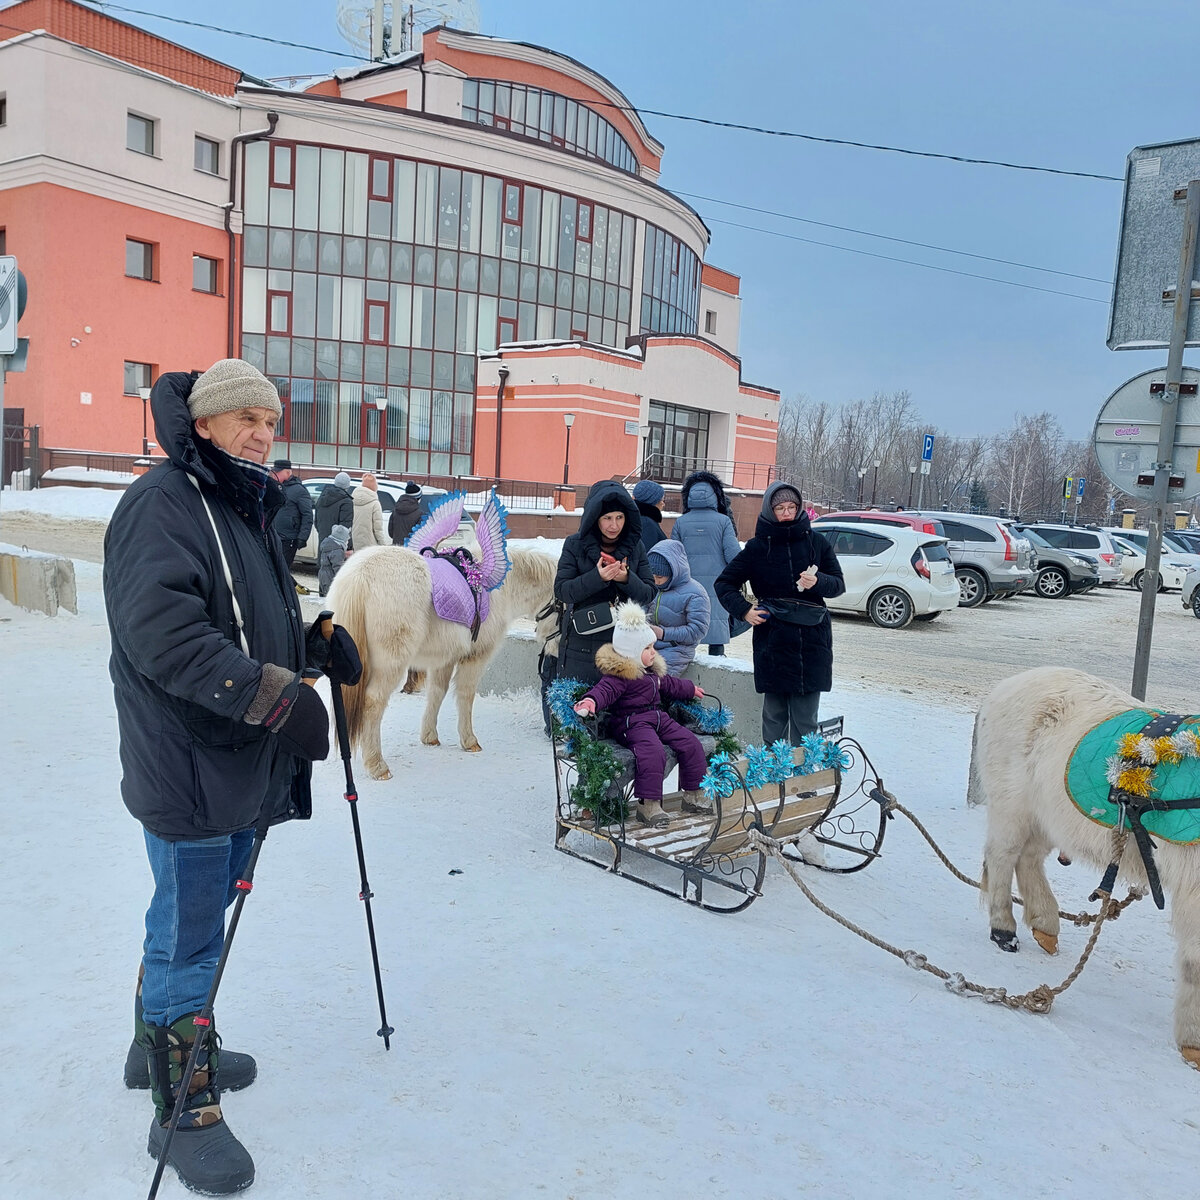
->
xmin=65 ymin=0 xmax=1200 ymax=439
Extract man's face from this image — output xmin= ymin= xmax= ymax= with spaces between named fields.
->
xmin=598 ymin=511 xmax=625 ymax=540
xmin=194 ymin=407 xmax=278 ymax=464
xmin=273 ymin=467 xmax=291 ymax=482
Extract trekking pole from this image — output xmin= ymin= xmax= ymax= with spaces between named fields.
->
xmin=147 ymin=803 xmax=273 ymax=1200
xmin=322 ymin=620 xmax=394 ymax=1051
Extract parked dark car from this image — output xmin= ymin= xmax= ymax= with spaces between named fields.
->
xmin=1013 ymin=525 xmax=1100 ymax=598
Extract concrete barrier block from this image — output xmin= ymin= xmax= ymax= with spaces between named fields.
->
xmin=0 ymin=547 xmax=78 ymax=616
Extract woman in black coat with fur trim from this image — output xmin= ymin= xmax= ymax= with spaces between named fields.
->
xmin=715 ymin=481 xmax=845 ymax=743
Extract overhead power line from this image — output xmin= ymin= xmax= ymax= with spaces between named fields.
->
xmin=676 ymin=190 xmax=1114 ymax=285
xmin=88 ymin=4 xmax=1122 ymax=183
xmin=701 ymin=216 xmax=1111 ymax=304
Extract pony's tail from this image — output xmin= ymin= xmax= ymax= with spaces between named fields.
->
xmin=966 ymin=707 xmax=986 ymax=809
xmin=327 ymin=565 xmax=371 ymax=754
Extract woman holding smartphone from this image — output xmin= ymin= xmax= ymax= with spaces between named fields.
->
xmin=552 ymin=481 xmax=656 ymax=686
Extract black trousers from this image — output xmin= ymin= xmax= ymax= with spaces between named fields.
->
xmin=761 ymin=691 xmax=821 ymax=745
xmin=281 ymin=538 xmax=301 ymax=569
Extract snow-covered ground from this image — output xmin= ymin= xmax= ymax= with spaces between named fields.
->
xmin=3 ymin=490 xmax=1200 ymax=1198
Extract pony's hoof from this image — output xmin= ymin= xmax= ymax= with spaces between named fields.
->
xmin=1181 ymin=1046 xmax=1200 ymax=1071
xmin=368 ymin=766 xmax=392 ymax=781
xmin=1031 ymin=929 xmax=1059 ymax=956
xmin=990 ymin=928 xmax=1019 ymax=953
xmin=463 ymin=742 xmax=482 ymax=753
xmin=421 ymin=735 xmax=441 ymax=747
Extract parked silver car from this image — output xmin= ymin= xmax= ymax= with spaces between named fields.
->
xmin=915 ymin=511 xmax=1034 ymax=607
xmin=1021 ymin=523 xmax=1123 ymax=586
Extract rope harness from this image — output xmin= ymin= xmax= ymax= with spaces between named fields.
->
xmin=749 ymin=788 xmax=1146 ymax=1017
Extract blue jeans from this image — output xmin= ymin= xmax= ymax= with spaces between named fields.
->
xmin=141 ymin=828 xmax=255 ymax=1027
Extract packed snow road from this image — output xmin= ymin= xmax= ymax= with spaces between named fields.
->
xmin=5 ymin=508 xmax=1197 ymax=713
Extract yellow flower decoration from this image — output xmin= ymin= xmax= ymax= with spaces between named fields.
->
xmin=1153 ymin=736 xmax=1183 ymax=765
xmin=1117 ymin=765 xmax=1155 ymax=797
xmin=1119 ymin=732 xmax=1144 ymax=759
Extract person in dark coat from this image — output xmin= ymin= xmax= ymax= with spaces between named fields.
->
xmin=671 ymin=471 xmax=742 ymax=655
xmin=552 ymin=480 xmax=655 ymax=686
xmin=104 ymin=360 xmax=340 ymax=1195
xmin=646 ymin=540 xmax=710 ymax=675
xmin=631 ymin=478 xmax=668 ymax=549
xmin=714 ymin=481 xmax=845 ymax=744
xmin=388 ymin=480 xmax=424 ymax=545
xmin=314 ymin=470 xmax=354 ymax=546
xmin=269 ymin=459 xmax=313 ymax=569
xmin=573 ymin=601 xmax=708 ymax=828
xmin=318 ymin=523 xmax=351 ymax=596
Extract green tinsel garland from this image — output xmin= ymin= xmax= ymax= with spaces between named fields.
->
xmin=566 ymin=728 xmax=628 ymax=825
xmin=713 ymin=729 xmax=743 ymax=759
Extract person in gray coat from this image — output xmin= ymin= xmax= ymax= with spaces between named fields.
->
xmin=645 ymin=540 xmax=710 ymax=675
xmin=670 ymin=472 xmax=742 ymax=655
xmin=318 ymin=523 xmax=351 ymax=596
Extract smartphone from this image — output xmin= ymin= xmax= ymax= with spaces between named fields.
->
xmin=598 ymin=552 xmax=618 ymax=567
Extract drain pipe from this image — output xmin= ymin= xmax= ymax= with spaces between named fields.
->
xmin=224 ymin=111 xmax=279 ymax=358
xmin=493 ymin=361 xmax=509 ymax=479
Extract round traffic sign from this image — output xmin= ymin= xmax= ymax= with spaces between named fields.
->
xmin=1092 ymin=366 xmax=1200 ymax=500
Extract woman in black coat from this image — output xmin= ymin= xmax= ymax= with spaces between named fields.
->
xmin=715 ymin=481 xmax=845 ymax=743
xmin=553 ymin=482 xmax=655 ymax=685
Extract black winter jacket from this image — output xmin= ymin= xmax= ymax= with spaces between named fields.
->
xmin=388 ymin=494 xmax=423 ymax=545
xmin=715 ymin=486 xmax=845 ymax=695
xmin=635 ymin=500 xmax=668 ymax=551
xmin=272 ymin=474 xmax=314 ymax=544
xmin=553 ymin=482 xmax=655 ymax=685
xmin=315 ymin=484 xmax=354 ymax=544
xmin=103 ymin=371 xmax=311 ymax=840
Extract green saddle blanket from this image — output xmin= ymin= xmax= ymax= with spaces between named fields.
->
xmin=1067 ymin=709 xmax=1200 ymax=844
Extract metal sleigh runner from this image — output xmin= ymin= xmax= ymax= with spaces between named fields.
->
xmin=549 ymin=684 xmax=890 ymax=911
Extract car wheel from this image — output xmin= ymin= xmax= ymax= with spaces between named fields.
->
xmin=1133 ymin=569 xmax=1165 ymax=593
xmin=868 ymin=587 xmax=915 ymax=629
xmin=914 ymin=612 xmax=940 ymax=622
xmin=956 ymin=568 xmax=987 ymax=608
xmin=1035 ymin=567 xmax=1069 ymax=599
xmin=1193 ymin=591 xmax=1200 ymax=620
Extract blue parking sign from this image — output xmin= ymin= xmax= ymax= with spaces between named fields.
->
xmin=1077 ymin=477 xmax=1086 ymax=498
xmin=922 ymin=434 xmax=935 ymax=462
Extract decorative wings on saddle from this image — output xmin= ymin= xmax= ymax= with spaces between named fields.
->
xmin=406 ymin=489 xmax=511 ymax=639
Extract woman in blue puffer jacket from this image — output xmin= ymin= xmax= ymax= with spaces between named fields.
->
xmin=670 ymin=471 xmax=741 ymax=655
xmin=645 ymin=539 xmax=710 ymax=675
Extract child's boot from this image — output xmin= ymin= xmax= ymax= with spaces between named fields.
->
xmin=636 ymin=799 xmax=670 ymax=828
xmin=680 ymin=789 xmax=712 ymax=814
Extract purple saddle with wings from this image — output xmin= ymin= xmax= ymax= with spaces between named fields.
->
xmin=426 ymin=549 xmax=490 ymax=635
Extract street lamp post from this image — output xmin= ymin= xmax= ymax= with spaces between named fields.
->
xmin=562 ymin=412 xmax=575 ymax=486
xmin=907 ymin=465 xmax=917 ymax=508
xmin=137 ymin=387 xmax=152 ymax=458
xmin=374 ymin=392 xmax=388 ymax=472
xmin=871 ymin=459 xmax=881 ymax=507
xmin=856 ymin=466 xmax=868 ymax=507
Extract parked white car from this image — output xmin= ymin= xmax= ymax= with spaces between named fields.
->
xmin=295 ymin=477 xmax=474 ymax=564
xmin=815 ymin=520 xmax=960 ymax=628
xmin=1104 ymin=528 xmax=1196 ymax=592
xmin=1182 ymin=567 xmax=1200 ymax=617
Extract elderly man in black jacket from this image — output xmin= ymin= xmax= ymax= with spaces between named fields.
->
xmin=715 ymin=481 xmax=845 ymax=744
xmin=104 ymin=360 xmax=336 ymax=1196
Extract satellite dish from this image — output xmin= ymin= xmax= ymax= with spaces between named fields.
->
xmin=335 ymin=1 xmax=481 ymax=58
xmin=1092 ymin=366 xmax=1200 ymax=500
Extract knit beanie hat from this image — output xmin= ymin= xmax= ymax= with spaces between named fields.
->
xmin=404 ymin=481 xmax=421 ymax=495
xmin=610 ymin=601 xmax=657 ymax=660
xmin=647 ymin=551 xmax=672 ymax=580
xmin=330 ymin=524 xmax=350 ymax=548
xmin=188 ymin=359 xmax=282 ymax=421
xmin=632 ymin=478 xmax=665 ymax=505
xmin=334 ymin=471 xmax=352 ymax=489
xmin=763 ymin=485 xmax=802 ymax=519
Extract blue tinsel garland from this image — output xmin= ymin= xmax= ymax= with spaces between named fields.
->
xmin=700 ymin=751 xmax=743 ymax=800
xmin=672 ymin=699 xmax=735 ymax=734
xmin=546 ymin=676 xmax=590 ymax=736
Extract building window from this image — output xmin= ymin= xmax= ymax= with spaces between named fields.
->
xmin=125 ymin=238 xmax=155 ymax=281
xmin=123 ymin=361 xmax=153 ymax=395
xmin=0 ymin=94 xmax=7 ymax=127
xmin=0 ymin=228 xmax=6 ymax=255
xmin=126 ymin=112 xmax=156 ymax=156
xmin=704 ymin=309 xmax=717 ymax=335
xmin=193 ymin=254 xmax=220 ymax=293
xmin=646 ymin=399 xmax=710 ymax=484
xmin=194 ymin=135 xmax=221 ymax=175
xmin=640 ymin=224 xmax=700 ymax=337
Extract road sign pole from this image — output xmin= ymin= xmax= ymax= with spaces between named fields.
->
xmin=1131 ymin=178 xmax=1200 ymax=700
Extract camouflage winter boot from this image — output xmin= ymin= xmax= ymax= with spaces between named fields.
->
xmin=124 ymin=967 xmax=256 ymax=1092
xmin=142 ymin=1013 xmax=255 ymax=1195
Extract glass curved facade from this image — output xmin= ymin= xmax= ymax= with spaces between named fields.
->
xmin=641 ymin=224 xmax=700 ymax=337
xmin=462 ymin=79 xmax=639 ymax=175
xmin=239 ymin=139 xmax=643 ymax=471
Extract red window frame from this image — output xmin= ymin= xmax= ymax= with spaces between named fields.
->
xmin=364 ymin=299 xmax=389 ymax=345
xmin=368 ymin=156 xmax=392 ymax=200
xmin=267 ymin=290 xmax=291 ymax=335
xmin=270 ymin=144 xmax=293 ymax=189
xmin=577 ymin=202 xmax=593 ymax=243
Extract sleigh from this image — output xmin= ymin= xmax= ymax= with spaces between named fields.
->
xmin=552 ymin=698 xmax=890 ymax=912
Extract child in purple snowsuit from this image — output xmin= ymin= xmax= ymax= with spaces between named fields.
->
xmin=574 ymin=601 xmax=709 ymax=829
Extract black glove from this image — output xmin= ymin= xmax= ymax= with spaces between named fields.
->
xmin=246 ymin=664 xmax=330 ymax=761
xmin=306 ymin=612 xmax=363 ymax=686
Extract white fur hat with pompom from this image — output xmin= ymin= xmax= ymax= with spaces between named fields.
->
xmin=611 ymin=601 xmax=656 ymax=659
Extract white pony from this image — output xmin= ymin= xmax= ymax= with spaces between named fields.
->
xmin=970 ymin=666 xmax=1200 ymax=1067
xmin=327 ymin=543 xmax=556 ymax=779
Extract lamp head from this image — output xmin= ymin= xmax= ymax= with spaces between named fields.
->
xmin=374 ymin=393 xmax=388 ymax=412
xmin=564 ymin=412 xmax=576 ymax=429
xmin=138 ymin=387 xmax=152 ymax=402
